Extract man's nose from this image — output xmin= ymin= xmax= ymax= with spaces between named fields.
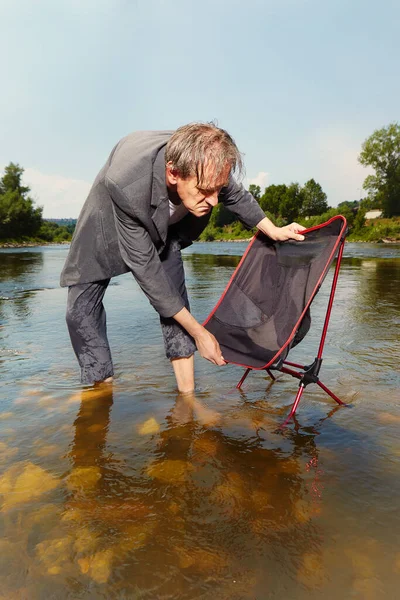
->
xmin=206 ymin=193 xmax=219 ymax=207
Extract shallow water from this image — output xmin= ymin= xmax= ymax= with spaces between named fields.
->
xmin=0 ymin=241 xmax=400 ymax=599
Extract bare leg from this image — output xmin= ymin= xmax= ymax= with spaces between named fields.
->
xmin=94 ymin=376 xmax=113 ymax=386
xmin=171 ymin=355 xmax=195 ymax=393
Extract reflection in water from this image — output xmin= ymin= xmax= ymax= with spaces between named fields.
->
xmin=0 ymin=251 xmax=44 ymax=285
xmin=46 ymin=387 xmax=324 ymax=597
xmin=347 ymin=258 xmax=400 ymax=375
xmin=356 ymin=259 xmax=400 ymax=313
xmin=184 ymin=253 xmax=240 ymax=270
xmin=0 ymin=252 xmax=44 ymax=323
xmin=183 ymin=253 xmax=240 ymax=296
xmin=0 ymin=385 xmax=329 ymax=598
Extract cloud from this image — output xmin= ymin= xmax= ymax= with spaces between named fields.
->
xmin=247 ymin=171 xmax=270 ymax=189
xmin=22 ymin=168 xmax=91 ymax=219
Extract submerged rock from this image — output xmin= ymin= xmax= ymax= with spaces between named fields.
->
xmin=66 ymin=466 xmax=102 ymax=493
xmin=35 ymin=536 xmax=74 ymax=575
xmin=146 ymin=459 xmax=194 ymax=484
xmin=0 ymin=461 xmax=59 ymax=510
xmin=78 ymin=548 xmax=114 ymax=584
xmin=138 ymin=417 xmax=160 ymax=436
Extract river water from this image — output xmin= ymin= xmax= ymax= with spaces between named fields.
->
xmin=0 ymin=241 xmax=399 ymax=599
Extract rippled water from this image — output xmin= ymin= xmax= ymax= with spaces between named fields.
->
xmin=0 ymin=242 xmax=400 ymax=599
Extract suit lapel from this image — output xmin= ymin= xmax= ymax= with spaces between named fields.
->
xmin=150 ymin=146 xmax=169 ymax=246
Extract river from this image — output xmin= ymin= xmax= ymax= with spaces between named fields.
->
xmin=0 ymin=241 xmax=399 ymax=599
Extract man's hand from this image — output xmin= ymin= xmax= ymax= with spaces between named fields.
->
xmin=256 ymin=217 xmax=306 ymax=242
xmin=172 ymin=307 xmax=226 ymax=366
xmin=269 ymin=222 xmax=306 ymax=242
xmin=193 ymin=328 xmax=226 ymax=366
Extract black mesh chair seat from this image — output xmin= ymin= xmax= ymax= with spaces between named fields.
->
xmin=204 ymin=215 xmax=348 ymax=425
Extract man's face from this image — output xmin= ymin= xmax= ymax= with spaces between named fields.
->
xmin=166 ymin=162 xmax=231 ymax=218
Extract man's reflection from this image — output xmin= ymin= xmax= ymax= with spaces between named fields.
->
xmin=69 ymin=384 xmax=113 ymax=468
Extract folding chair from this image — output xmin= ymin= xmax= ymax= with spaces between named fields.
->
xmin=203 ymin=215 xmax=348 ymax=425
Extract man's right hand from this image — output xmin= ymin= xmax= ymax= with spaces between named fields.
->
xmin=193 ymin=327 xmax=226 ymax=366
xmin=172 ymin=306 xmax=226 ymax=366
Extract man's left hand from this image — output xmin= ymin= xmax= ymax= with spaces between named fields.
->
xmin=270 ymin=222 xmax=306 ymax=242
xmin=256 ymin=217 xmax=306 ymax=242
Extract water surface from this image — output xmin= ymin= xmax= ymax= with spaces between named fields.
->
xmin=0 ymin=242 xmax=400 ymax=599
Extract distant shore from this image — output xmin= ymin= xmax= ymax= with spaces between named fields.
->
xmin=0 ymin=240 xmax=71 ymax=249
xmin=1 ymin=238 xmax=399 ymax=250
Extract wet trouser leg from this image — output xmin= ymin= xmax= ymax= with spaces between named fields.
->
xmin=66 ymin=238 xmax=196 ymax=384
xmin=66 ymin=279 xmax=113 ymax=385
xmin=159 ymin=238 xmax=197 ymax=360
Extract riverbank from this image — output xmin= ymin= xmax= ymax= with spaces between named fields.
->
xmin=2 ymin=238 xmax=400 ymax=249
xmin=0 ymin=239 xmax=71 ymax=248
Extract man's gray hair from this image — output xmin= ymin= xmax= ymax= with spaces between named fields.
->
xmin=165 ymin=122 xmax=244 ymax=186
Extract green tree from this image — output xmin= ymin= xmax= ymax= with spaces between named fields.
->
xmin=300 ymin=179 xmax=329 ymax=216
xmin=248 ymin=184 xmax=261 ymax=201
xmin=353 ymin=207 xmax=366 ymax=232
xmin=337 ymin=200 xmax=359 ymax=211
xmin=359 ymin=122 xmax=400 ymax=217
xmin=0 ymin=163 xmax=43 ymax=239
xmin=280 ymin=183 xmax=304 ymax=222
xmin=259 ymin=184 xmax=288 ymax=217
xmin=209 ymin=202 xmax=238 ymax=228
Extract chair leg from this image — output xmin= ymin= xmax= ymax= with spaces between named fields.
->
xmin=266 ymin=369 xmax=276 ymax=380
xmin=281 ymin=383 xmax=306 ymax=427
xmin=236 ymin=368 xmax=251 ymax=389
xmin=236 ymin=367 xmax=277 ymax=389
xmin=317 ymin=380 xmax=345 ymax=405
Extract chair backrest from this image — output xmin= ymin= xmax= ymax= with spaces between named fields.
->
xmin=203 ymin=215 xmax=347 ymax=369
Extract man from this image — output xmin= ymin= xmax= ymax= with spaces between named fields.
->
xmin=61 ymin=123 xmax=305 ymax=393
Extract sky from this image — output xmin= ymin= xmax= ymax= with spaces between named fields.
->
xmin=0 ymin=0 xmax=399 ymax=218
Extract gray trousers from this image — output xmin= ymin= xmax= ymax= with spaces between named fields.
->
xmin=66 ymin=238 xmax=196 ymax=384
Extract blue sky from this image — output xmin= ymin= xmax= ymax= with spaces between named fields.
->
xmin=1 ymin=0 xmax=399 ymax=217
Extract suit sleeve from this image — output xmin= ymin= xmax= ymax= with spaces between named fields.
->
xmin=106 ymin=178 xmax=185 ymax=318
xmin=218 ymin=175 xmax=265 ymax=228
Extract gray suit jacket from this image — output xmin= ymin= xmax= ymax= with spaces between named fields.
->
xmin=60 ymin=131 xmax=265 ymax=318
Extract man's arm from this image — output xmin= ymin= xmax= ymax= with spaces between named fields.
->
xmin=172 ymin=307 xmax=226 ymax=366
xmin=106 ymin=178 xmax=225 ymax=365
xmin=219 ymin=175 xmax=265 ymax=229
xmin=256 ymin=216 xmax=305 ymax=242
xmin=219 ymin=176 xmax=305 ymax=241
xmin=106 ymin=177 xmax=184 ymax=318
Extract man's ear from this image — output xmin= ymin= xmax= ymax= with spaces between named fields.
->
xmin=166 ymin=161 xmax=179 ymax=185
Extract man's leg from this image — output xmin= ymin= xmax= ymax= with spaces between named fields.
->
xmin=66 ymin=279 xmax=114 ymax=385
xmin=170 ymin=355 xmax=195 ymax=394
xmin=159 ymin=238 xmax=197 ymax=393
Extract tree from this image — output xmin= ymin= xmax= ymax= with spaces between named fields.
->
xmin=248 ymin=184 xmax=261 ymax=201
xmin=337 ymin=200 xmax=359 ymax=211
xmin=279 ymin=183 xmax=304 ymax=222
xmin=359 ymin=122 xmax=400 ymax=217
xmin=300 ymin=179 xmax=329 ymax=217
xmin=259 ymin=184 xmax=288 ymax=217
xmin=0 ymin=163 xmax=43 ymax=239
xmin=353 ymin=207 xmax=366 ymax=232
xmin=209 ymin=202 xmax=237 ymax=228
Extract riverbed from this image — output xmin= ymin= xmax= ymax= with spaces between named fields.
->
xmin=0 ymin=241 xmax=399 ymax=599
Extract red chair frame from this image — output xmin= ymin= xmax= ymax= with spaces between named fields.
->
xmin=204 ymin=216 xmax=348 ymax=426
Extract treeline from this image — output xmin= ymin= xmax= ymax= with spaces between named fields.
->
xmin=1 ymin=122 xmax=399 ymax=245
xmin=200 ymin=122 xmax=400 ymax=242
xmin=0 ymin=163 xmax=72 ymax=243
xmin=47 ymin=218 xmax=77 ymax=234
xmin=200 ymin=179 xmax=345 ymax=241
